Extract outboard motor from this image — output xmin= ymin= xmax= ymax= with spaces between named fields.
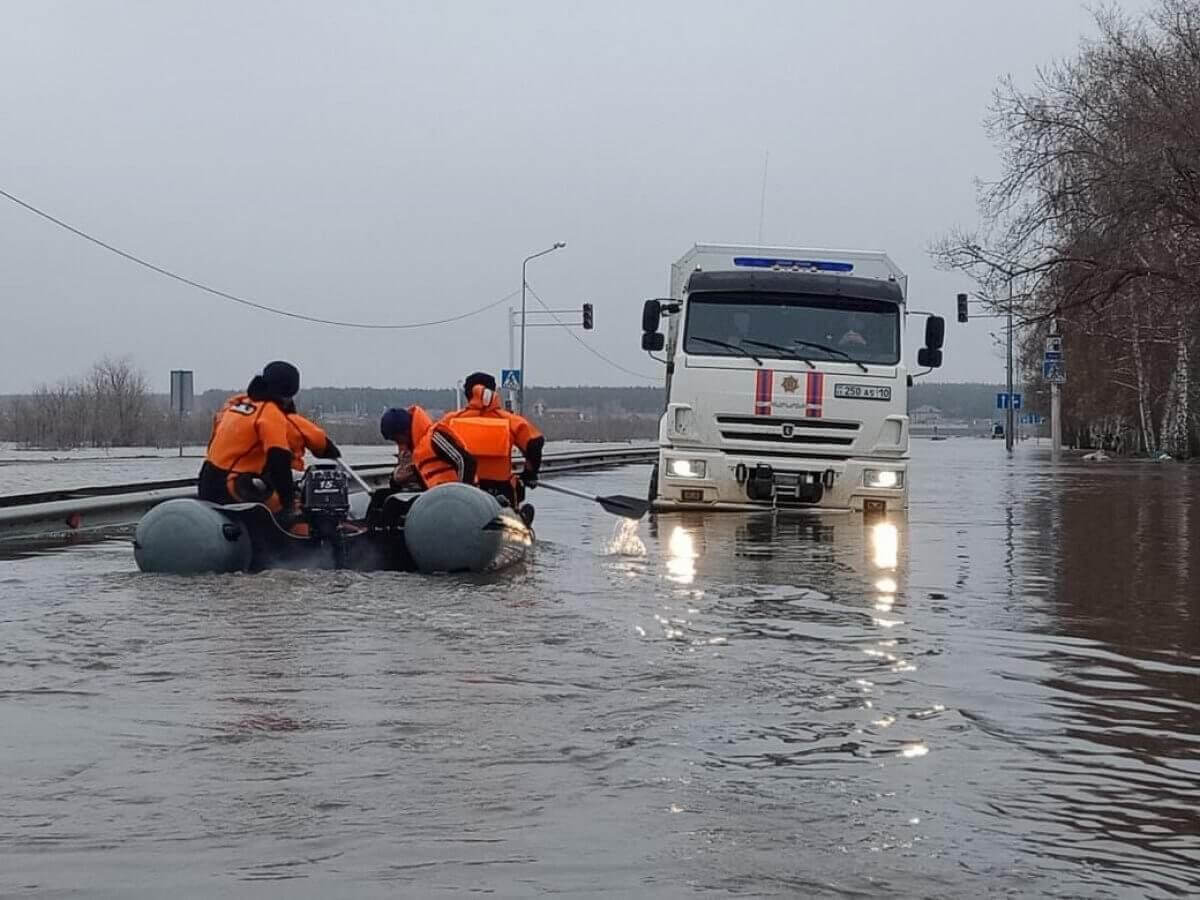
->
xmin=299 ymin=462 xmax=351 ymax=564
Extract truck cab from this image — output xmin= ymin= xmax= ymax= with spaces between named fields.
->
xmin=641 ymin=244 xmax=944 ymax=514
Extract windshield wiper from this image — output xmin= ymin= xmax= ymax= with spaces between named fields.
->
xmin=740 ymin=338 xmax=815 ymax=369
xmin=689 ymin=336 xmax=762 ymax=365
xmin=793 ymin=339 xmax=869 ymax=373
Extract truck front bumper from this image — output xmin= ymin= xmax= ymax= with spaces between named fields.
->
xmin=653 ymin=450 xmax=908 ymax=514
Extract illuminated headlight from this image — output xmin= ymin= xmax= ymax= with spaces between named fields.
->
xmin=863 ymin=469 xmax=903 ymax=489
xmin=667 ymin=458 xmax=706 ymax=479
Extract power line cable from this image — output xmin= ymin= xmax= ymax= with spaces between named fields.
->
xmin=0 ymin=186 xmax=517 ymax=329
xmin=524 ymin=284 xmax=658 ymax=382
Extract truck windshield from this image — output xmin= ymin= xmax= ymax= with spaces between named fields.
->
xmin=683 ymin=293 xmax=901 ymax=365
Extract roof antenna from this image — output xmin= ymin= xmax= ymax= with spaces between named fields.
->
xmin=757 ymin=150 xmax=770 ymax=243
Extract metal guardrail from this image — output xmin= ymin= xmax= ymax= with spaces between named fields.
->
xmin=0 ymin=445 xmax=657 ymax=545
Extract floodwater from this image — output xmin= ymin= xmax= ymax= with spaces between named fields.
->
xmin=0 ymin=441 xmax=629 ymax=495
xmin=1 ymin=441 xmax=1197 ymax=897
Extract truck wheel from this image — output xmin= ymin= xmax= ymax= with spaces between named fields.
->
xmin=648 ymin=463 xmax=658 ymax=502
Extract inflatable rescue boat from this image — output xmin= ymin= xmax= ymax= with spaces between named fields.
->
xmin=133 ymin=463 xmax=533 ymax=575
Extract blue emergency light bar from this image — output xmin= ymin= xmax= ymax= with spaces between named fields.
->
xmin=733 ymin=256 xmax=854 ymax=273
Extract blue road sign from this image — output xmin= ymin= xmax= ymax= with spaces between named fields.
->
xmin=1043 ymin=358 xmax=1066 ymax=383
xmin=997 ymin=392 xmax=1009 ymax=410
xmin=501 ymin=368 xmax=522 ymax=390
xmin=1012 ymin=393 xmax=1023 ymax=410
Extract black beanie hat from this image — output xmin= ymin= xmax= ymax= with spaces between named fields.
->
xmin=463 ymin=371 xmax=496 ymax=399
xmin=261 ymin=361 xmax=300 ymax=399
xmin=380 ymin=407 xmax=412 ymax=441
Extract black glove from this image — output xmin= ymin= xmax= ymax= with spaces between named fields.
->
xmin=520 ymin=469 xmax=538 ymax=488
xmin=317 ymin=438 xmax=341 ymax=459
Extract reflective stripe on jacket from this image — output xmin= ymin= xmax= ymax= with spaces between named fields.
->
xmin=408 ymin=405 xmax=477 ymax=488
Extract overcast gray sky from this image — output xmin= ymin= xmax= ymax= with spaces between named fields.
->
xmin=0 ymin=1 xmax=1147 ymax=394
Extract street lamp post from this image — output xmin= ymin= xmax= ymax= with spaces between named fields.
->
xmin=519 ymin=241 xmax=566 ymax=414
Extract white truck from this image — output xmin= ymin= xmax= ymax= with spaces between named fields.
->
xmin=640 ymin=244 xmax=945 ymax=514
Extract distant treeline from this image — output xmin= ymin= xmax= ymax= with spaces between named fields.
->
xmin=0 ymin=361 xmax=1006 ymax=450
xmin=907 ymin=382 xmax=1008 ymax=420
xmin=280 ymin=385 xmax=668 ymax=418
xmin=0 ymin=364 xmax=666 ymax=449
xmin=0 ymin=357 xmax=165 ymax=449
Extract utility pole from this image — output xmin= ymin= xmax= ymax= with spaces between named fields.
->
xmin=1050 ymin=318 xmax=1063 ymax=461
xmin=507 ymin=306 xmax=515 ymax=372
xmin=1006 ymin=277 xmax=1014 ymax=454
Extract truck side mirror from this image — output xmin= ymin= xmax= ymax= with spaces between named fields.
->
xmin=642 ymin=299 xmax=662 ymax=333
xmin=642 ymin=331 xmax=665 ymax=352
xmin=917 ymin=347 xmax=943 ymax=368
xmin=924 ymin=316 xmax=945 ymax=350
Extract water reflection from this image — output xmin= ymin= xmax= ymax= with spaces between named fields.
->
xmin=987 ymin=454 xmax=1200 ymax=891
xmin=870 ymin=521 xmax=899 ymax=570
xmin=665 ymin=526 xmax=697 ymax=584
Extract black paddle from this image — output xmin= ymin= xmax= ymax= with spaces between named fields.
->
xmin=535 ymin=480 xmax=650 ymax=520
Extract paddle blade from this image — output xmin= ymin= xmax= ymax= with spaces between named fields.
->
xmin=596 ymin=494 xmax=650 ymax=520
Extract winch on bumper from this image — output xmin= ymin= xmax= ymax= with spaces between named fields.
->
xmin=653 ymin=452 xmax=907 ymax=513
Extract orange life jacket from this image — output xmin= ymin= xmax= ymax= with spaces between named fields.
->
xmin=205 ymin=394 xmax=293 ymax=508
xmin=408 ymin=406 xmax=472 ymax=488
xmin=440 ymin=385 xmax=542 ymax=482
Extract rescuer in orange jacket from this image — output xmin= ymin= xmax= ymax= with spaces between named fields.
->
xmin=281 ymin=402 xmax=337 ymax=472
xmin=440 ymin=372 xmax=545 ymax=510
xmin=197 ymin=361 xmax=340 ymax=519
xmin=379 ymin=405 xmax=475 ymax=491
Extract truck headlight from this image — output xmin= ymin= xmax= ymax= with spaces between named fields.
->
xmin=863 ymin=469 xmax=903 ymax=489
xmin=667 ymin=458 xmax=706 ymax=479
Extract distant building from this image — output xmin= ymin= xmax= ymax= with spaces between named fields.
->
xmin=911 ymin=405 xmax=943 ymax=425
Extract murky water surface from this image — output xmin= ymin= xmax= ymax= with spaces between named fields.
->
xmin=1 ymin=441 xmax=1197 ymax=897
xmin=0 ymin=441 xmax=625 ymax=495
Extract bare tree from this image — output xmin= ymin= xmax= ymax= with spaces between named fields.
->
xmin=933 ymin=0 xmax=1200 ymax=455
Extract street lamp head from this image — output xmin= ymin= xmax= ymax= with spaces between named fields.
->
xmin=553 ymin=241 xmax=566 ymax=249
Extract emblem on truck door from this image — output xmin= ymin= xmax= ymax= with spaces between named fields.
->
xmin=782 ymin=423 xmax=795 ymax=438
xmin=781 ymin=375 xmax=799 ymax=393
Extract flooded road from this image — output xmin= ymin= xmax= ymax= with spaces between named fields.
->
xmin=1 ymin=441 xmax=1197 ymax=897
xmin=0 ymin=441 xmax=630 ymax=495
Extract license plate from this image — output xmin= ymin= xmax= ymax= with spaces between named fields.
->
xmin=834 ymin=383 xmax=891 ymax=401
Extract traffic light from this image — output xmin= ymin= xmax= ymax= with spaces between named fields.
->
xmin=582 ymin=302 xmax=594 ymax=330
xmin=956 ymin=293 xmax=969 ymax=323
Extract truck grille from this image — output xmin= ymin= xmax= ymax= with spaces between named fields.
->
xmin=716 ymin=414 xmax=860 ymax=448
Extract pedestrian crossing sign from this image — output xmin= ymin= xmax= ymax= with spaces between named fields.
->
xmin=501 ymin=369 xmax=521 ymax=390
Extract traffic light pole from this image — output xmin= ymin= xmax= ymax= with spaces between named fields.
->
xmin=1006 ymin=277 xmax=1014 ymax=454
xmin=507 ymin=301 xmax=592 ymax=412
xmin=1050 ymin=318 xmax=1062 ymax=461
xmin=959 ymin=283 xmax=1020 ymax=453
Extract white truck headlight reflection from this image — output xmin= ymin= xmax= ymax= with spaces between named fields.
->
xmin=667 ymin=526 xmax=697 ymax=583
xmin=863 ymin=469 xmax=903 ymax=489
xmin=667 ymin=458 xmax=706 ymax=479
xmin=871 ymin=522 xmax=899 ymax=569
